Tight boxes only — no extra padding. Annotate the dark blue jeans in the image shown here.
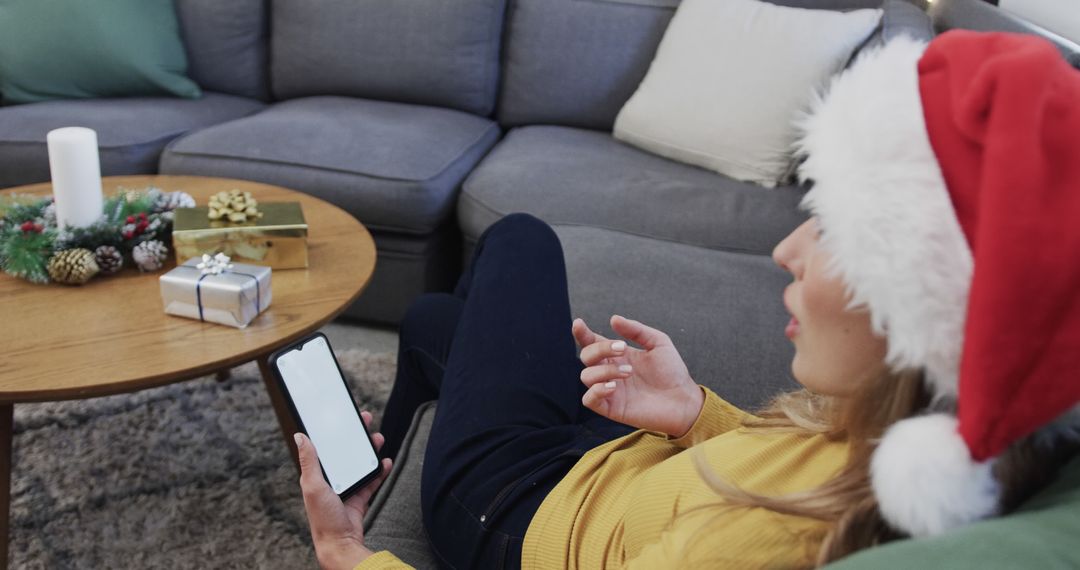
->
[379,214,633,569]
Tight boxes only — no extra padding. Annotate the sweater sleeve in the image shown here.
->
[666,386,754,449]
[352,550,414,570]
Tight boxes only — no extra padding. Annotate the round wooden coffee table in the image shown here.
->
[0,175,377,567]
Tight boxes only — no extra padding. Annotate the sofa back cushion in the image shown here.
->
[271,0,507,116]
[929,0,1080,68]
[859,0,934,53]
[498,0,890,131]
[175,0,270,101]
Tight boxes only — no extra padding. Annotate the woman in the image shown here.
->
[293,31,1080,569]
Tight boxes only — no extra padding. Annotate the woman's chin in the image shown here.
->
[790,352,810,389]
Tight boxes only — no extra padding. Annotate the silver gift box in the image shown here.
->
[159,258,272,328]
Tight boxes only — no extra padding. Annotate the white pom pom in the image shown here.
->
[871,414,999,537]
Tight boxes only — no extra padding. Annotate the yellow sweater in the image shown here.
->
[358,387,849,569]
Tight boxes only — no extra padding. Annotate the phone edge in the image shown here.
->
[267,332,384,501]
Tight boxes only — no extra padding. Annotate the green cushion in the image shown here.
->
[826,455,1080,569]
[0,0,200,104]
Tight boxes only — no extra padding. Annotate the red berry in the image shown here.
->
[139,213,148,220]
[21,221,33,232]
[123,231,134,239]
[33,223,44,233]
[126,215,135,224]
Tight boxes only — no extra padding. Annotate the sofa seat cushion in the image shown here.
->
[161,96,502,235]
[364,401,439,570]
[557,225,798,410]
[0,92,265,188]
[460,126,807,256]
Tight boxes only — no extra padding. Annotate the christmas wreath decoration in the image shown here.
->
[0,187,194,285]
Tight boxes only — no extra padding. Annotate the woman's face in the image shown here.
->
[772,220,888,397]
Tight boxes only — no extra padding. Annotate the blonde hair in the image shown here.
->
[682,369,1078,567]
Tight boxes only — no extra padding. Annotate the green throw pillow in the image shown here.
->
[824,455,1080,569]
[0,0,201,104]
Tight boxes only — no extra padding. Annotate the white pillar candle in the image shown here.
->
[47,127,104,229]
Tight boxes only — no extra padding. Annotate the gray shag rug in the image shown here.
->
[11,348,397,569]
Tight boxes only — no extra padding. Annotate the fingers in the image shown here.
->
[360,410,386,454]
[611,315,670,351]
[345,457,394,510]
[572,318,606,348]
[580,362,633,387]
[579,338,628,367]
[581,380,618,416]
[295,433,330,497]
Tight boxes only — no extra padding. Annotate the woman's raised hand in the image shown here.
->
[573,315,704,438]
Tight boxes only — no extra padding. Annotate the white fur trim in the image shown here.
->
[872,414,999,537]
[796,37,972,398]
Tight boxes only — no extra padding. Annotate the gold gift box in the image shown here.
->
[172,202,308,269]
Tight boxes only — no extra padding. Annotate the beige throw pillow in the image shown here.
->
[613,0,882,187]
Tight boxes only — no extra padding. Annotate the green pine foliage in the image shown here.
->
[0,194,48,220]
[0,195,54,282]
[0,225,55,283]
[56,219,125,251]
[1,198,50,224]
[0,188,177,284]
[109,190,157,220]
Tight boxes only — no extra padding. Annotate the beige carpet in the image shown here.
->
[10,348,398,569]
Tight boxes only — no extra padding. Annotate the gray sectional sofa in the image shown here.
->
[2,0,1074,330]
[0,0,924,328]
[2,0,1078,567]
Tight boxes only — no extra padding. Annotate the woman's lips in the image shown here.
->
[785,316,800,339]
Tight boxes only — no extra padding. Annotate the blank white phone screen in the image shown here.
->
[278,337,378,494]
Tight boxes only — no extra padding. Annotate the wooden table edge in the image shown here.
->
[0,276,373,404]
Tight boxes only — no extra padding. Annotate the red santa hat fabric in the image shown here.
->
[796,30,1080,537]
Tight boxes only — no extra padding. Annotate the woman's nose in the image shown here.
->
[773,220,812,277]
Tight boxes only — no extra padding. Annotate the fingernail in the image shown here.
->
[612,341,626,352]
[293,433,303,448]
[619,364,632,373]
[604,381,617,389]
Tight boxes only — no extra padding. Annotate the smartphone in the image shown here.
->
[269,332,382,498]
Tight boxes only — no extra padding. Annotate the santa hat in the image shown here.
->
[796,30,1080,537]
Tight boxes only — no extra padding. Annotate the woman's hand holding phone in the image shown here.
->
[295,410,393,570]
[574,315,705,438]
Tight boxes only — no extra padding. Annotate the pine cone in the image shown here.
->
[94,245,124,275]
[133,240,169,272]
[153,191,196,213]
[47,248,100,285]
